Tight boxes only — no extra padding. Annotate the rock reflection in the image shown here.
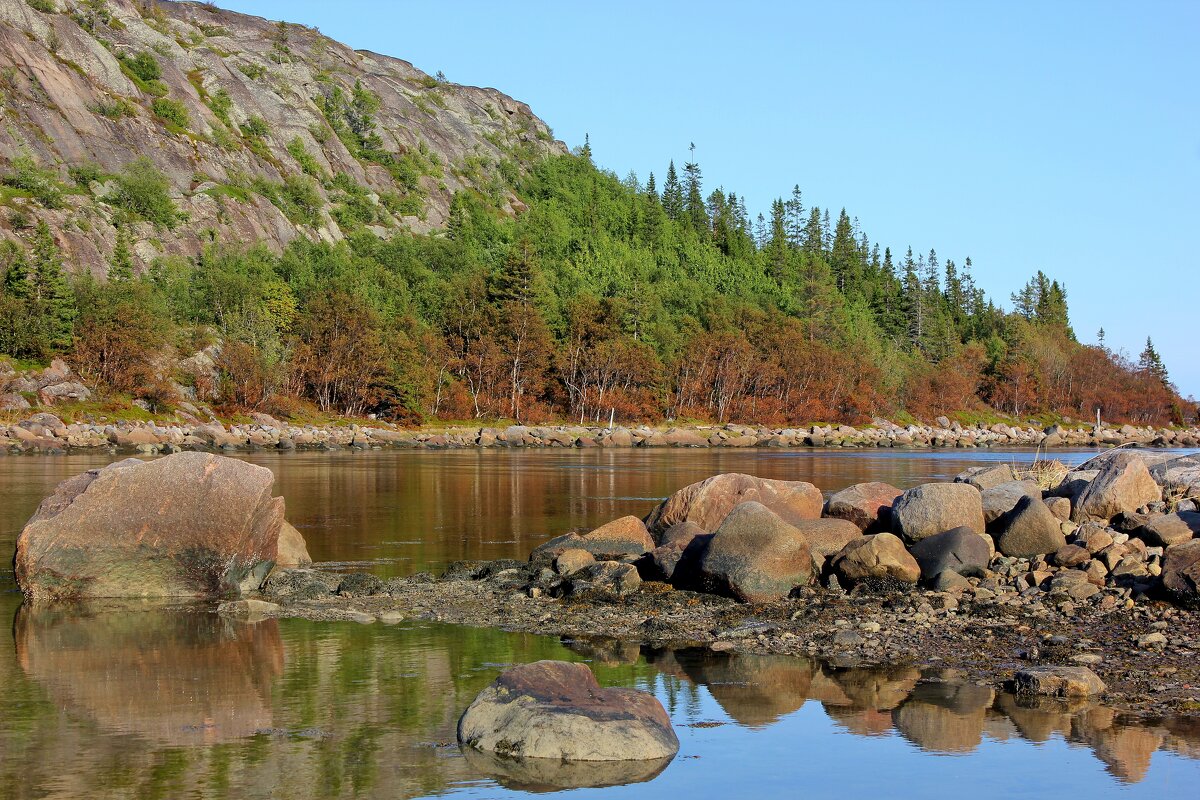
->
[14,602,283,745]
[460,747,673,792]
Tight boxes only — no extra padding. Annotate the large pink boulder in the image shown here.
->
[15,453,297,601]
[824,482,903,533]
[644,473,823,537]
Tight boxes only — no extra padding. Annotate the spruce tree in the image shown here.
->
[109,227,134,282]
[661,161,684,221]
[1139,337,1169,386]
[30,221,76,350]
[682,147,708,236]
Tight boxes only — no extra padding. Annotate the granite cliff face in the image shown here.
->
[0,0,566,274]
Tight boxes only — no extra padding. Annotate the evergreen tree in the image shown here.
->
[1139,337,1169,387]
[2,240,33,299]
[802,207,824,256]
[30,221,76,350]
[661,161,684,221]
[682,145,708,236]
[830,208,860,296]
[109,227,134,282]
[784,185,804,248]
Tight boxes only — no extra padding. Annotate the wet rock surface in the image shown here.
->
[456,660,678,761]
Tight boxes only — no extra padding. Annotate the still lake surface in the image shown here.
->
[2,448,1199,798]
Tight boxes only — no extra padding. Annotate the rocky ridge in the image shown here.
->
[0,0,565,275]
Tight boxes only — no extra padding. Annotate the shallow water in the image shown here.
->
[2,447,1199,798]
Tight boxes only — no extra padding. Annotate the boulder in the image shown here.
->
[797,518,864,572]
[580,516,655,556]
[995,495,1068,557]
[14,453,285,601]
[891,483,986,542]
[660,520,706,548]
[276,521,312,568]
[530,516,653,564]
[956,463,1017,491]
[698,502,812,602]
[457,661,679,761]
[981,480,1041,527]
[554,549,596,575]
[644,473,822,536]
[561,561,642,598]
[1073,453,1161,522]
[1134,512,1200,548]
[909,526,992,580]
[1012,666,1105,697]
[823,482,902,533]
[37,381,92,405]
[1161,539,1200,608]
[830,532,921,585]
[0,392,31,411]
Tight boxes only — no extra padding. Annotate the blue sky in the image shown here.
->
[217,1,1199,397]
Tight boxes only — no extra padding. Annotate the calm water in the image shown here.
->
[2,447,1199,798]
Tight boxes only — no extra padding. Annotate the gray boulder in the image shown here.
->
[1073,452,1161,522]
[995,495,1067,557]
[909,526,992,580]
[981,480,1041,527]
[891,483,986,542]
[698,502,812,602]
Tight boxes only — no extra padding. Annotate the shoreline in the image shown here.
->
[230,564,1200,720]
[5,414,1199,455]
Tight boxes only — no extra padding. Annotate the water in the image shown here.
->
[2,447,1198,798]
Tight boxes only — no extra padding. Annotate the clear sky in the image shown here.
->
[215,0,1199,397]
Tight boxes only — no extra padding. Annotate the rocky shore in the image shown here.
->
[5,359,1199,455]
[4,412,1199,456]
[221,450,1200,719]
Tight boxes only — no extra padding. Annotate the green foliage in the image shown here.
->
[240,115,269,139]
[117,51,168,96]
[68,162,103,187]
[108,157,179,229]
[251,174,323,226]
[150,96,189,130]
[26,0,55,12]
[2,154,65,208]
[286,136,323,177]
[238,62,267,81]
[91,96,137,119]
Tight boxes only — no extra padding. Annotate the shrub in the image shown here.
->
[150,96,189,130]
[68,162,102,186]
[109,157,178,228]
[2,154,64,208]
[240,115,269,138]
[92,96,136,118]
[286,137,322,176]
[26,0,56,12]
[119,51,160,83]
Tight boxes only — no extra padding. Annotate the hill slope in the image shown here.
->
[0,0,565,274]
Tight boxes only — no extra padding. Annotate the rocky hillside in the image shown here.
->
[0,0,566,275]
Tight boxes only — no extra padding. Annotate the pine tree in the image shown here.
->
[802,207,824,256]
[661,161,684,221]
[1097,327,1106,349]
[109,227,134,282]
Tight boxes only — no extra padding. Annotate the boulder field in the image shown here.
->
[526,457,1200,609]
[14,452,309,602]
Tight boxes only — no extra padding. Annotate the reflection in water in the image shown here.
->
[1,599,1199,798]
[14,603,283,745]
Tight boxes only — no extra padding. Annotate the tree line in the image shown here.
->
[0,149,1188,426]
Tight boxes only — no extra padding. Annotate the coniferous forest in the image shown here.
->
[0,146,1188,427]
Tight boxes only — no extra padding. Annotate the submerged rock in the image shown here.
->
[457,661,678,761]
[1013,666,1106,697]
[14,453,295,602]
